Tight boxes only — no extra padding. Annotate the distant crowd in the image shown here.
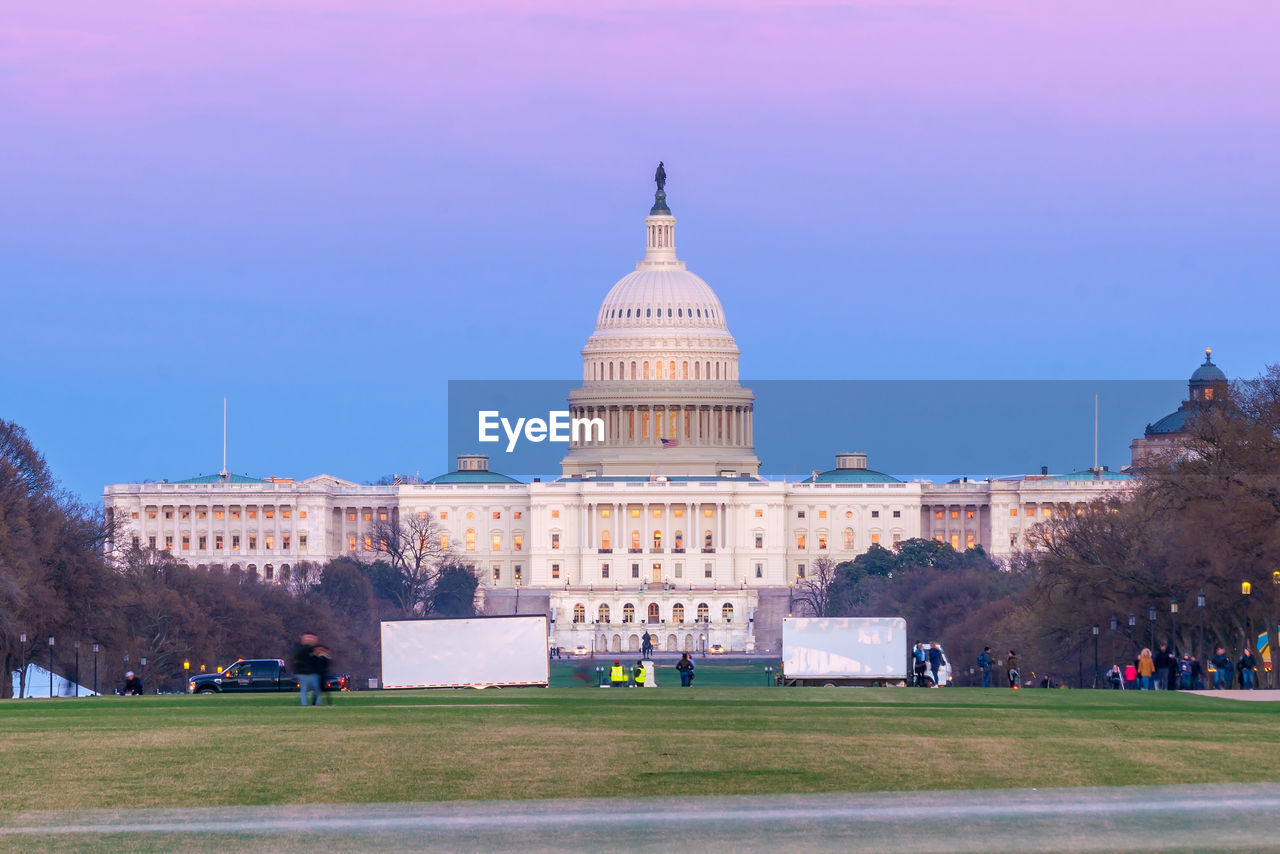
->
[1106,642,1263,691]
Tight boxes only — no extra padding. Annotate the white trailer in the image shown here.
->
[380,615,550,689]
[780,617,908,687]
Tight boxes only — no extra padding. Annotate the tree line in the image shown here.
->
[0,420,478,696]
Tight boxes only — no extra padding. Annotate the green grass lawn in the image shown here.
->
[2,680,1278,811]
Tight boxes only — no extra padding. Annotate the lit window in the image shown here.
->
[935,510,943,520]
[147,510,156,520]
[653,530,662,549]
[493,511,501,520]
[1010,508,1018,517]
[181,535,190,550]
[299,510,307,519]
[492,534,502,550]
[797,534,806,550]
[465,530,476,551]
[233,535,241,550]
[418,512,427,520]
[966,510,975,519]
[130,511,139,520]
[818,534,827,550]
[164,510,173,520]
[967,534,975,549]
[722,604,734,622]
[1025,508,1034,516]
[551,533,560,550]
[600,508,611,518]
[439,533,448,550]
[198,535,207,550]
[265,509,274,519]
[180,510,190,520]
[362,536,371,551]
[249,535,257,550]
[363,511,371,522]
[1043,508,1052,517]
[249,510,257,520]
[818,510,827,519]
[703,508,713,518]
[513,511,522,520]
[492,565,501,581]
[513,534,523,551]
[652,508,663,518]
[674,531,683,549]
[602,563,610,578]
[348,511,356,522]
[673,603,685,623]
[871,533,880,544]
[282,535,290,550]
[631,508,641,517]
[466,511,474,520]
[282,508,291,519]
[843,529,854,549]
[573,604,585,623]
[623,603,636,623]
[379,511,388,521]
[551,510,559,519]
[215,535,223,550]
[232,509,241,520]
[673,508,684,518]
[754,509,763,518]
[265,536,274,550]
[440,511,448,520]
[951,534,960,549]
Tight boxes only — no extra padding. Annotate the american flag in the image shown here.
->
[661,437,679,448]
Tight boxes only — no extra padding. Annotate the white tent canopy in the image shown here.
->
[10,663,98,698]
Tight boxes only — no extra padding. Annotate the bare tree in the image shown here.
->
[366,511,452,615]
[792,556,841,617]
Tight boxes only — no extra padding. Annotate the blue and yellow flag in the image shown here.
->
[1257,630,1271,662]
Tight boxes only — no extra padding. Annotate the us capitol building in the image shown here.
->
[104,167,1139,655]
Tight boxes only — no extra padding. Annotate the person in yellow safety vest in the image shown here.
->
[632,660,646,687]
[610,660,627,687]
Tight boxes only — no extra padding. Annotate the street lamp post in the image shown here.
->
[1148,606,1157,651]
[1128,614,1137,662]
[18,633,26,699]
[1272,572,1280,688]
[140,656,147,693]
[1092,624,1100,689]
[1197,589,1206,667]
[92,643,99,696]
[1242,581,1253,658]
[74,641,80,697]
[1170,600,1179,657]
[48,635,55,698]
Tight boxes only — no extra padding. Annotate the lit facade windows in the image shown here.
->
[465,530,476,551]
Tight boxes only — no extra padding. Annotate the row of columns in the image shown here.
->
[571,500,736,585]
[570,404,753,448]
[128,502,308,558]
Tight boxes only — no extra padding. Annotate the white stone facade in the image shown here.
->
[103,174,1134,652]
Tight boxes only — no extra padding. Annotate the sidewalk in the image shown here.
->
[1188,689,1280,701]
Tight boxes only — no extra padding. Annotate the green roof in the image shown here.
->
[171,473,269,484]
[427,470,521,485]
[1047,469,1133,482]
[811,468,900,484]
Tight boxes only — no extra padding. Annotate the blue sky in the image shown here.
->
[2,1,1277,502]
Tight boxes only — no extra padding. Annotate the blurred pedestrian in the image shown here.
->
[978,647,994,688]
[123,671,144,696]
[293,632,321,707]
[312,644,332,704]
[1137,648,1155,690]
[1007,651,1019,689]
[927,643,945,687]
[1211,647,1233,689]
[1153,643,1172,691]
[676,653,694,687]
[1123,662,1137,690]
[1239,648,1257,690]
[1106,665,1124,690]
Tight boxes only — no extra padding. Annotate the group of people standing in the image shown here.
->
[1111,642,1261,690]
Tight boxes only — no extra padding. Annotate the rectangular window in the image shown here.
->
[348,511,357,522]
[652,507,662,518]
[551,533,560,550]
[551,509,560,518]
[631,508,641,517]
[348,535,356,552]
[753,508,762,518]
[299,534,307,551]
[550,563,558,579]
[818,534,827,550]
[440,533,449,550]
[248,510,257,519]
[215,535,223,550]
[231,509,240,520]
[164,535,173,550]
[362,511,372,521]
[893,510,901,518]
[148,510,157,519]
[513,511,522,520]
[232,535,241,550]
[299,510,307,519]
[148,536,156,549]
[871,533,880,544]
[364,536,372,551]
[818,510,827,519]
[513,534,523,551]
[492,534,502,551]
[755,563,763,578]
[704,563,713,578]
[248,535,257,550]
[951,534,960,549]
[1025,507,1034,516]
[379,511,388,521]
[602,563,610,578]
[674,562,683,578]
[282,534,290,550]
[181,535,190,550]
[797,510,806,519]
[631,563,640,578]
[796,534,806,549]
[265,536,274,550]
[797,563,806,579]
[282,508,291,519]
[1010,508,1018,517]
[180,509,190,520]
[439,511,448,520]
[1043,508,1052,517]
[966,510,975,519]
[265,509,274,519]
[935,510,943,519]
[216,510,225,520]
[951,510,959,519]
[754,534,763,549]
[966,534,975,549]
[871,510,879,518]
[198,535,207,550]
[703,508,713,517]
[493,565,501,581]
[492,511,501,520]
[131,535,140,549]
[131,511,139,520]
[892,532,901,544]
[164,510,173,520]
[674,508,684,518]
[198,509,207,520]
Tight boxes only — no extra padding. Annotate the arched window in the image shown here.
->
[722,603,734,622]
[465,529,476,551]
[696,602,710,622]
[695,362,700,379]
[643,362,650,379]
[264,564,274,580]
[656,360,663,379]
[598,604,611,623]
[653,530,662,549]
[668,360,675,379]
[647,603,660,623]
[672,603,685,623]
[630,361,637,379]
[843,528,855,550]
[704,530,713,550]
[601,530,611,550]
[682,361,688,379]
[715,362,720,379]
[609,362,614,380]
[623,603,636,623]
[573,603,586,623]
[674,530,683,550]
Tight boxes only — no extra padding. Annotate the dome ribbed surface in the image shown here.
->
[595,270,727,331]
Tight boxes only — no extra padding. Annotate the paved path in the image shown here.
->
[1188,689,1280,701]
[4,784,1280,852]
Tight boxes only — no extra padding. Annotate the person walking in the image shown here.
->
[676,653,694,687]
[1239,648,1257,690]
[1189,656,1204,690]
[1006,651,1019,690]
[927,643,945,687]
[1153,643,1172,691]
[293,632,321,707]
[978,647,995,688]
[1211,647,1233,690]
[1136,648,1155,690]
[912,642,928,688]
[609,659,627,688]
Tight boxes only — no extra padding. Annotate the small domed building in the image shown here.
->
[1129,349,1229,469]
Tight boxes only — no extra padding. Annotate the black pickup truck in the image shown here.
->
[187,659,348,694]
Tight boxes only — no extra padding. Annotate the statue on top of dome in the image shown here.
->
[650,161,671,215]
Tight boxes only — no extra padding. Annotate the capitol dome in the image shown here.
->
[594,269,727,331]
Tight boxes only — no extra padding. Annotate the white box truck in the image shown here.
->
[380,615,550,689]
[780,616,908,687]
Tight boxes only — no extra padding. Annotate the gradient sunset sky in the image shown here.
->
[3,1,1277,499]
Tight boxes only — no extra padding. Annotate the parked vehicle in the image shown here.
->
[708,644,727,655]
[188,659,348,694]
[780,617,908,687]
